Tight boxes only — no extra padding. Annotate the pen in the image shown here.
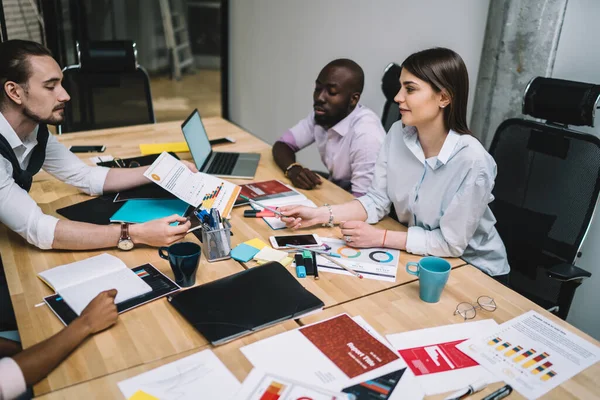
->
[481,384,512,400]
[320,253,363,279]
[312,251,319,280]
[444,380,487,400]
[239,195,283,216]
[284,244,341,257]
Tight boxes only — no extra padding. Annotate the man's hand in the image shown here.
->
[339,220,386,248]
[288,166,322,190]
[181,160,198,173]
[79,290,118,334]
[131,215,190,247]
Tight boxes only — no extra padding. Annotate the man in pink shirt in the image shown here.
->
[0,290,117,400]
[272,59,385,196]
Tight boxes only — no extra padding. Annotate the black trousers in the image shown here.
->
[492,273,510,287]
[0,256,18,331]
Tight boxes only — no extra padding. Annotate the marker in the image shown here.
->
[481,385,512,400]
[239,195,283,216]
[312,251,319,280]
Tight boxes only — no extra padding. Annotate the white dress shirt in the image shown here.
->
[0,112,109,249]
[357,122,510,276]
[278,104,385,196]
[0,357,26,400]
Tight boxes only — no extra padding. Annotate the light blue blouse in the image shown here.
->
[357,122,510,276]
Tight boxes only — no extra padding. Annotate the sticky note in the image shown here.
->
[231,243,261,262]
[279,256,294,267]
[253,247,288,262]
[244,238,268,250]
[128,390,159,400]
[139,142,189,155]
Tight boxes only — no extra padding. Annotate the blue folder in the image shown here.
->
[110,199,190,224]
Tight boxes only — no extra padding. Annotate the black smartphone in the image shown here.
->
[69,145,106,153]
[209,137,236,146]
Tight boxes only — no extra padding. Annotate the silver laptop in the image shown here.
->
[181,109,260,179]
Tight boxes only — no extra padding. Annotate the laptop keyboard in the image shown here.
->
[206,152,240,175]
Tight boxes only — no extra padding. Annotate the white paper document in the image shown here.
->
[118,349,241,400]
[316,238,400,282]
[241,313,407,392]
[234,369,351,400]
[144,151,240,217]
[457,311,600,399]
[386,319,500,396]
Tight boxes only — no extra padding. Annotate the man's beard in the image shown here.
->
[23,106,65,125]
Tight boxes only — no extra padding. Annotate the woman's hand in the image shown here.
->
[339,221,386,248]
[131,215,190,246]
[279,205,329,229]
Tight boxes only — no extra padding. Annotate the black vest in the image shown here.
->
[0,124,49,192]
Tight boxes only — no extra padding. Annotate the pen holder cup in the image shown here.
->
[200,220,232,262]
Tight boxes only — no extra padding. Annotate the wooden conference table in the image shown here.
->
[0,118,597,399]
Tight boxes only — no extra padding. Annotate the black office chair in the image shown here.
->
[489,77,600,320]
[381,62,402,132]
[58,41,155,133]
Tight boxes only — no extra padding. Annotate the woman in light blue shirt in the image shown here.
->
[280,47,510,278]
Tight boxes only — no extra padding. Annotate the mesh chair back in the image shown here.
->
[381,63,401,132]
[59,41,155,133]
[489,119,600,305]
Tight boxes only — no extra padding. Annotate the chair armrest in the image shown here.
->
[547,263,592,281]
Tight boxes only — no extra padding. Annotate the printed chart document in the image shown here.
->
[350,316,423,400]
[316,238,400,282]
[457,311,600,399]
[241,314,406,391]
[144,151,240,218]
[234,369,351,400]
[118,349,241,400]
[386,319,499,396]
[38,253,151,315]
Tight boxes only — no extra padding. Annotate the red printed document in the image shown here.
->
[235,180,305,206]
[241,314,405,391]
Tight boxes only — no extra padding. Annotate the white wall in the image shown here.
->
[552,0,600,340]
[229,0,490,170]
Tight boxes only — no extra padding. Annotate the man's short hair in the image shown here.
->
[0,40,54,108]
[324,58,365,94]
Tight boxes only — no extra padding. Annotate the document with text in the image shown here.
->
[457,311,600,399]
[144,152,240,217]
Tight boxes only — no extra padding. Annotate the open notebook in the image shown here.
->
[38,254,152,316]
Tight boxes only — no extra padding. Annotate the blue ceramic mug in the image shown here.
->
[406,256,451,303]
[159,242,201,287]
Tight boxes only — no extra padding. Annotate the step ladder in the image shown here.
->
[158,0,194,80]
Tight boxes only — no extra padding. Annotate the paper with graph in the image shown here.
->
[457,311,600,399]
[118,349,241,400]
[144,151,240,217]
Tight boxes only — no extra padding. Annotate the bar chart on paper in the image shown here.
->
[457,311,600,399]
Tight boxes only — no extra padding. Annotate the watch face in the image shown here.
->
[118,239,134,251]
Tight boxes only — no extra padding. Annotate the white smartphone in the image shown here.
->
[269,234,322,249]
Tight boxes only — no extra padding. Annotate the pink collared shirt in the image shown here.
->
[277,104,385,196]
[0,358,26,400]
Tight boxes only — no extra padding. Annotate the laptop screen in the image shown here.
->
[182,110,212,168]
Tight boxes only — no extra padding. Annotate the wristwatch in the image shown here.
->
[284,162,303,177]
[117,223,134,251]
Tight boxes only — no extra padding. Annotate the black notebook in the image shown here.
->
[96,152,179,168]
[168,262,324,345]
[44,264,180,326]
